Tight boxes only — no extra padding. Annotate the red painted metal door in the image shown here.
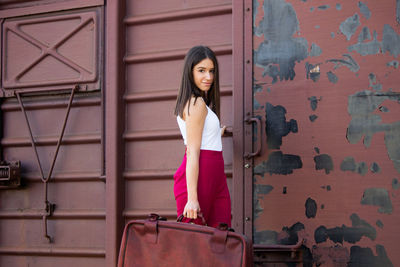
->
[250,0,400,266]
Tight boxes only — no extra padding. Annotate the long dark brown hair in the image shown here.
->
[174,46,220,119]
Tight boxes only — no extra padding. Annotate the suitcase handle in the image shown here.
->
[177,212,207,225]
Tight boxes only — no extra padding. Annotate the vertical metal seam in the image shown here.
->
[105,0,126,266]
[232,0,245,235]
[243,0,254,240]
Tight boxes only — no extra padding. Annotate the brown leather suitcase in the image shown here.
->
[118,214,253,267]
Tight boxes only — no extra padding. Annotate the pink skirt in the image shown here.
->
[173,149,231,228]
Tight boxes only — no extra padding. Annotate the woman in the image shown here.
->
[173,46,231,228]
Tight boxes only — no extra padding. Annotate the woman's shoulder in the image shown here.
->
[189,96,206,106]
[185,96,207,118]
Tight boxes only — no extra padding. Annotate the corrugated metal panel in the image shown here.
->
[123,0,234,222]
[0,94,105,266]
[252,0,400,266]
[0,2,105,267]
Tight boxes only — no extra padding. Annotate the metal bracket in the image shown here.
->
[0,161,21,188]
[16,85,77,242]
[43,200,56,242]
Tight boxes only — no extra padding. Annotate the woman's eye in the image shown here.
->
[210,70,215,73]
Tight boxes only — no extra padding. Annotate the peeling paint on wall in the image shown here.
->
[315,214,376,244]
[313,246,350,267]
[348,245,393,267]
[305,197,317,218]
[254,151,303,175]
[306,62,321,82]
[321,185,331,191]
[359,27,372,42]
[340,157,368,176]
[347,90,400,173]
[254,221,305,245]
[370,162,381,173]
[254,229,278,245]
[327,71,338,83]
[379,106,389,113]
[314,154,334,174]
[280,222,305,245]
[348,29,381,56]
[346,24,400,58]
[253,82,263,93]
[340,13,360,41]
[253,0,259,26]
[385,127,400,174]
[382,24,400,57]
[361,188,393,214]
[358,1,371,19]
[309,114,318,122]
[252,0,399,265]
[386,60,399,69]
[393,178,399,190]
[308,96,320,111]
[368,73,382,91]
[397,0,400,24]
[255,184,274,195]
[254,184,274,220]
[265,102,298,149]
[327,54,359,72]
[309,43,322,57]
[254,198,264,220]
[318,5,330,10]
[254,0,308,82]
[254,98,262,110]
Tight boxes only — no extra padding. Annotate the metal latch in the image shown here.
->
[0,161,21,188]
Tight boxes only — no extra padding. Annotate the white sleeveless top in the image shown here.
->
[177,105,222,151]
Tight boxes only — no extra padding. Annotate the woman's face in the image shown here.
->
[192,58,215,92]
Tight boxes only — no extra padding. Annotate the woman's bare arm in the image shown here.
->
[183,97,207,219]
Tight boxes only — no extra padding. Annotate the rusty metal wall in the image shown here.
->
[252,0,399,266]
[0,1,105,266]
[123,0,235,222]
